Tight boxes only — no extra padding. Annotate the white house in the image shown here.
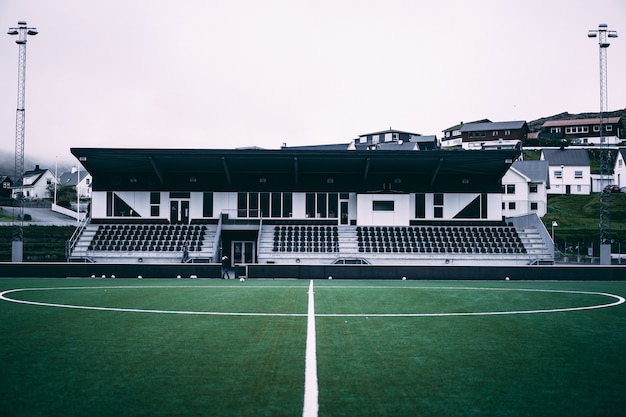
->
[540,149,591,195]
[501,160,549,217]
[12,165,57,199]
[614,149,626,191]
[59,166,92,198]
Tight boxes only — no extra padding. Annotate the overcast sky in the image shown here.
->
[1,0,625,168]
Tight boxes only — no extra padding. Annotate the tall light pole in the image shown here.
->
[588,23,617,265]
[7,21,38,262]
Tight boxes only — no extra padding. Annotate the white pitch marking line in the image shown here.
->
[302,280,319,417]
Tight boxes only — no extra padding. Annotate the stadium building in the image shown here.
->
[68,146,554,267]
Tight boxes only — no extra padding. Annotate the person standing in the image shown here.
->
[221,255,229,279]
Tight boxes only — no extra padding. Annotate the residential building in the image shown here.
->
[440,119,490,149]
[0,176,13,199]
[614,148,626,191]
[353,129,438,150]
[540,149,591,195]
[12,165,57,199]
[501,160,549,217]
[539,117,625,145]
[59,166,92,198]
[458,121,528,150]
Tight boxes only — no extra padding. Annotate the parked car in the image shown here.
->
[603,185,621,193]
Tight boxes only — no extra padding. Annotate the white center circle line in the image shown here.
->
[0,285,623,317]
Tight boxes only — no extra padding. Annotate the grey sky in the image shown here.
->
[1,0,625,168]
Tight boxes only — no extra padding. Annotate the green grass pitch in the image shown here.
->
[1,278,625,417]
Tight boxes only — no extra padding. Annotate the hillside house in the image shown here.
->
[501,160,549,217]
[614,149,626,191]
[540,149,591,195]
[0,176,13,199]
[440,119,491,148]
[59,166,92,198]
[12,165,57,199]
[353,129,438,150]
[458,121,528,150]
[540,117,625,145]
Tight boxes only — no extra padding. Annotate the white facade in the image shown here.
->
[501,167,548,217]
[13,169,57,199]
[614,150,626,191]
[91,190,505,225]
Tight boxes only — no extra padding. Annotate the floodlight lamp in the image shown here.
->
[17,21,27,26]
[7,29,18,35]
[608,33,618,38]
[552,221,559,227]
[588,32,597,38]
[15,40,26,45]
[27,29,38,36]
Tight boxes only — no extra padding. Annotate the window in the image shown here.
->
[574,171,583,179]
[550,127,561,133]
[305,193,337,218]
[492,131,498,136]
[238,192,292,218]
[150,192,161,217]
[433,193,444,218]
[529,183,538,193]
[373,201,394,211]
[415,193,425,218]
[531,202,538,211]
[508,202,516,210]
[593,125,600,132]
[577,185,582,192]
[554,170,562,179]
[506,184,515,194]
[202,192,213,217]
[606,125,613,132]
[504,130,511,136]
[565,126,589,134]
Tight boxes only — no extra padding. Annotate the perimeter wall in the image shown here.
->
[0,263,624,280]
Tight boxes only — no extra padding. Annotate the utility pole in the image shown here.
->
[588,23,618,265]
[7,21,38,262]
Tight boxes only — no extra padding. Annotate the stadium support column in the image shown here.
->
[7,21,38,262]
[588,23,618,265]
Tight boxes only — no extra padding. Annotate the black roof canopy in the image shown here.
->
[71,147,519,193]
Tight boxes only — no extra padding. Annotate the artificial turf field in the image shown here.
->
[1,278,625,417]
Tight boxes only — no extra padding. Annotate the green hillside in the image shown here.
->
[542,193,626,257]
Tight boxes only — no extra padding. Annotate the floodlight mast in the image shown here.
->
[7,21,37,262]
[588,23,618,265]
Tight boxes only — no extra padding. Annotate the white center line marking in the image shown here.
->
[303,280,318,417]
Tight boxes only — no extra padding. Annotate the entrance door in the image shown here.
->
[170,200,190,224]
[232,241,255,265]
[340,201,349,225]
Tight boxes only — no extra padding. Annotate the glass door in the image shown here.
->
[232,241,255,264]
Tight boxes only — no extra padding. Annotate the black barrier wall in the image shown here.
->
[0,263,625,280]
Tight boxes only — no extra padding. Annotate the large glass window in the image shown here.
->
[238,192,292,218]
[202,192,213,217]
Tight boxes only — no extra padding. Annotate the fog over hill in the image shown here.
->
[0,150,77,179]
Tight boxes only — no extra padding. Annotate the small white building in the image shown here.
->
[614,149,626,191]
[540,149,591,195]
[501,160,549,217]
[12,165,57,199]
[59,166,92,198]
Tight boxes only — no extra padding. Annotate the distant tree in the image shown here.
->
[47,184,76,208]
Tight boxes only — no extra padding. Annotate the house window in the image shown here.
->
[506,184,515,194]
[574,171,583,179]
[529,183,538,193]
[530,202,538,211]
[606,125,613,132]
[593,125,600,132]
[550,127,561,133]
[504,130,511,136]
[492,131,498,136]
[577,185,582,192]
[554,170,562,179]
[373,201,394,211]
[508,202,516,210]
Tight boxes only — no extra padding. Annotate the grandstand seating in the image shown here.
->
[272,226,339,253]
[354,225,526,255]
[88,224,206,253]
